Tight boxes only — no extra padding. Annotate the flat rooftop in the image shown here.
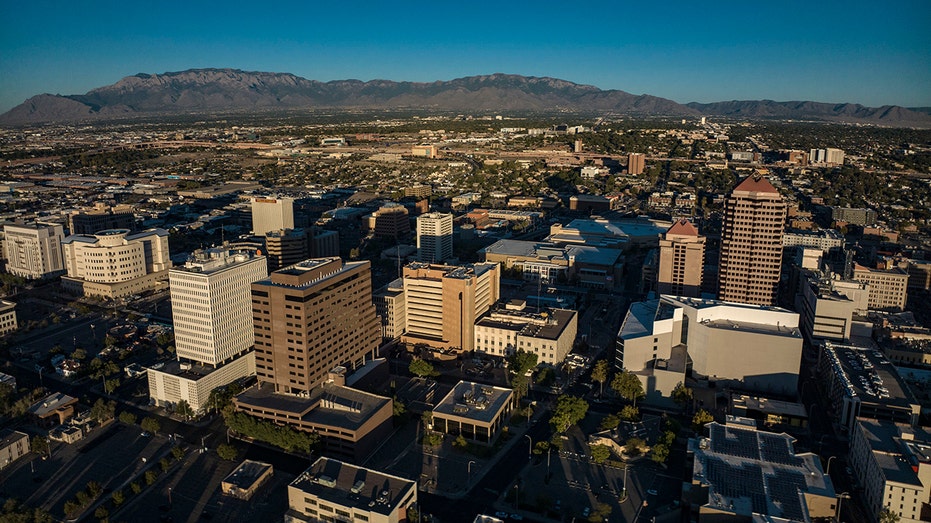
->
[222,460,273,490]
[476,308,576,341]
[856,419,931,487]
[149,354,251,382]
[235,382,391,432]
[823,341,916,409]
[27,392,78,418]
[290,457,415,516]
[433,381,513,424]
[691,422,834,521]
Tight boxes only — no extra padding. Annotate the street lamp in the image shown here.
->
[468,460,475,486]
[836,492,850,523]
[524,434,532,459]
[826,455,837,475]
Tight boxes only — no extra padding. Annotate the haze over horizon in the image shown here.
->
[1,0,928,114]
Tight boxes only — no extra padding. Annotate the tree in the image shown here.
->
[671,382,693,409]
[507,349,538,377]
[145,470,158,485]
[591,360,609,396]
[624,437,645,457]
[599,414,620,431]
[423,432,443,447]
[224,410,319,454]
[171,446,185,461]
[392,397,407,417]
[590,444,612,464]
[590,502,612,523]
[652,443,670,464]
[86,480,103,499]
[119,411,137,425]
[30,436,49,456]
[89,398,116,422]
[533,441,550,455]
[619,405,640,422]
[72,348,86,361]
[408,359,438,378]
[140,417,161,434]
[880,508,901,523]
[175,400,194,420]
[130,482,142,495]
[111,490,125,506]
[611,371,645,406]
[217,443,237,461]
[94,506,108,520]
[551,395,589,433]
[453,434,469,450]
[104,378,120,394]
[692,409,714,431]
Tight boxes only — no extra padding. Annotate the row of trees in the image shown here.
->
[224,410,318,454]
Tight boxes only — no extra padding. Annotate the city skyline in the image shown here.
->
[1,1,929,114]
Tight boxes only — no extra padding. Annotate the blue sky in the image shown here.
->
[1,1,929,113]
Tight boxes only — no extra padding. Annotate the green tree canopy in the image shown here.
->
[591,360,609,396]
[599,414,620,431]
[590,444,612,464]
[551,395,589,433]
[611,371,645,406]
[217,443,237,461]
[507,349,538,376]
[619,405,640,422]
[692,409,714,431]
[89,398,116,422]
[671,382,693,408]
[409,358,438,378]
[175,400,194,420]
[140,417,161,434]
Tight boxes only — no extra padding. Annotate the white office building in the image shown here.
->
[416,212,453,263]
[2,222,65,279]
[61,228,170,298]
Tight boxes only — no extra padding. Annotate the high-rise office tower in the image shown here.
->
[170,248,268,366]
[251,258,381,395]
[401,262,499,352]
[657,219,705,297]
[718,176,787,306]
[264,228,309,271]
[2,222,65,279]
[61,228,170,298]
[251,196,294,237]
[416,212,453,263]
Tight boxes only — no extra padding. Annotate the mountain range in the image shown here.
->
[2,68,929,127]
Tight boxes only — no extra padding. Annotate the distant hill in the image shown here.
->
[1,68,929,127]
[686,100,931,127]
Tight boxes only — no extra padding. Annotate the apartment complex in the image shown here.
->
[809,147,845,166]
[656,218,705,298]
[617,296,803,399]
[251,258,381,395]
[285,457,417,523]
[60,228,170,298]
[416,212,453,263]
[473,303,577,365]
[2,222,65,279]
[401,262,499,353]
[685,419,836,522]
[252,196,294,237]
[831,206,877,226]
[853,264,909,311]
[718,176,787,306]
[782,228,844,251]
[0,430,29,471]
[849,419,931,523]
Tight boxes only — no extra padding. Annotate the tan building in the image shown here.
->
[0,300,17,334]
[795,270,869,342]
[686,419,836,522]
[473,303,577,366]
[373,279,406,340]
[411,144,437,158]
[252,196,294,237]
[368,203,411,239]
[401,262,499,353]
[61,228,170,298]
[849,419,931,523]
[68,205,135,235]
[308,226,340,259]
[627,153,645,175]
[264,228,308,271]
[148,355,256,414]
[854,264,909,311]
[0,430,29,471]
[285,457,417,523]
[221,460,274,500]
[431,381,515,445]
[2,222,65,279]
[656,219,705,297]
[718,175,787,306]
[251,258,381,395]
[416,212,453,264]
[27,392,78,427]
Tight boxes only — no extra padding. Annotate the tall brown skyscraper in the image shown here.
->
[657,219,705,297]
[251,257,381,395]
[718,176,787,306]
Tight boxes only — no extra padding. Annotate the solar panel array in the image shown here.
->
[759,432,805,467]
[709,424,761,460]
[767,470,808,521]
[704,458,767,514]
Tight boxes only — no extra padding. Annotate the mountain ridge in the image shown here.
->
[1,68,928,127]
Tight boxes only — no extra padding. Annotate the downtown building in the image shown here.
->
[416,212,453,263]
[473,301,577,365]
[656,218,705,298]
[252,196,295,236]
[234,258,392,462]
[2,222,65,279]
[60,228,170,298]
[147,248,267,413]
[718,175,787,306]
[400,262,499,353]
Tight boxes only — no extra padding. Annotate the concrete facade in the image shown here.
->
[854,265,909,311]
[61,228,170,298]
[2,222,65,279]
[657,219,705,298]
[252,196,294,237]
[473,304,577,365]
[147,352,256,412]
[416,213,453,264]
